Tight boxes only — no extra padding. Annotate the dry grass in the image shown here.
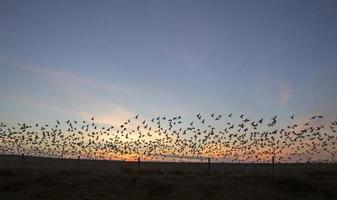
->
[1,155,337,200]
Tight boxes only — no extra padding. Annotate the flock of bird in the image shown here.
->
[0,113,336,163]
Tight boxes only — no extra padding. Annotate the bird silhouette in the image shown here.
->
[0,112,335,164]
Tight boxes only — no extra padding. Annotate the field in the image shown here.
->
[0,155,336,200]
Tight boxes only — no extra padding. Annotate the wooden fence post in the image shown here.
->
[137,157,141,172]
[77,155,80,170]
[272,156,275,172]
[20,153,24,168]
[208,157,211,174]
[60,141,66,159]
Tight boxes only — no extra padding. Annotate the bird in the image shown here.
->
[0,112,333,164]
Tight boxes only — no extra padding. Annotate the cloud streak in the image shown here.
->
[4,94,134,126]
[5,64,136,126]
[15,64,135,94]
[280,82,291,105]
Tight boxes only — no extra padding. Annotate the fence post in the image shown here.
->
[137,157,141,172]
[77,155,80,170]
[208,157,211,174]
[20,153,24,168]
[272,156,275,172]
[61,141,66,159]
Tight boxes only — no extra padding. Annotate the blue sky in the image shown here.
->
[1,0,337,125]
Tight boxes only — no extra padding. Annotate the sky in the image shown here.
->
[1,0,337,125]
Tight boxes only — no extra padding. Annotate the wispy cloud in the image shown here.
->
[280,82,291,105]
[4,94,134,126]
[5,64,136,126]
[15,64,135,94]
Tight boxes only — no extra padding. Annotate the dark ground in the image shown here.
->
[1,155,337,200]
